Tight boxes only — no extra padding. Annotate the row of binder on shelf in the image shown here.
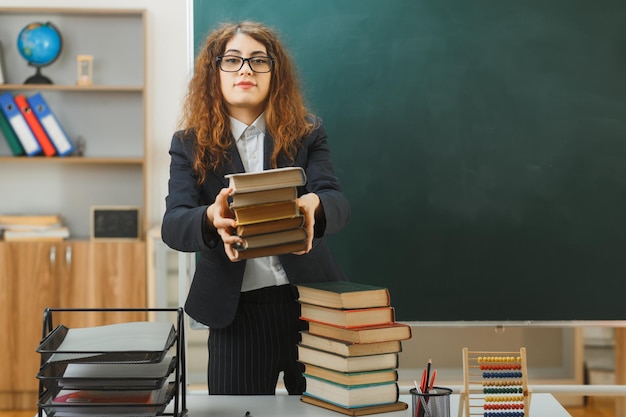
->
[0,91,74,157]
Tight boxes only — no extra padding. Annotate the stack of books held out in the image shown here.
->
[295,281,413,416]
[0,214,70,241]
[226,166,308,260]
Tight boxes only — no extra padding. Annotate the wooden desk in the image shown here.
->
[180,392,572,416]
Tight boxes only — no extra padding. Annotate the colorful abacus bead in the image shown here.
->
[484,402,525,409]
[483,387,524,394]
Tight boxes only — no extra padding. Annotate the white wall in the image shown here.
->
[0,0,190,229]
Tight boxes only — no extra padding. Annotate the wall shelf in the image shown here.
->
[0,84,144,92]
[0,156,144,164]
[0,7,147,238]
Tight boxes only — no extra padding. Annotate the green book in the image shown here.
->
[296,281,390,309]
[0,107,25,156]
[303,374,399,409]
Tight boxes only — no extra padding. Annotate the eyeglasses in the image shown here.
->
[216,55,274,73]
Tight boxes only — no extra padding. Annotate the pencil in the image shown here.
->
[419,367,428,392]
[428,369,437,392]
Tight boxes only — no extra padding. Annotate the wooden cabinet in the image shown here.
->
[0,241,59,409]
[0,240,146,410]
[56,241,147,327]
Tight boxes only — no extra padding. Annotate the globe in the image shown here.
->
[17,21,62,84]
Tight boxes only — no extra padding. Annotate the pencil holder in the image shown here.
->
[410,386,452,417]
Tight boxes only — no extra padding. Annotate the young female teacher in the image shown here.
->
[161,21,351,395]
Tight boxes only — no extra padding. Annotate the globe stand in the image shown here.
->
[24,66,53,84]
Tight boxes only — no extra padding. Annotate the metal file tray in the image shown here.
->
[38,356,177,391]
[38,381,176,416]
[36,322,177,365]
[36,308,187,417]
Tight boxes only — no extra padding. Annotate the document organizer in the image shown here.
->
[461,347,530,417]
[36,307,188,417]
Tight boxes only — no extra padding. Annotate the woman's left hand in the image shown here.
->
[294,192,320,254]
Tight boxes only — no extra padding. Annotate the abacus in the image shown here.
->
[461,348,530,417]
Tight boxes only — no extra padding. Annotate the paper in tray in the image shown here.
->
[38,381,176,415]
[38,355,177,391]
[37,322,177,364]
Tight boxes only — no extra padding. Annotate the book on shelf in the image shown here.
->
[0,214,62,226]
[14,94,57,156]
[302,374,399,409]
[302,364,398,387]
[300,331,402,357]
[2,225,70,241]
[233,227,307,250]
[295,281,391,309]
[0,104,25,156]
[28,92,75,156]
[0,92,42,156]
[300,303,395,328]
[236,215,304,237]
[301,394,408,416]
[297,344,398,373]
[230,186,298,208]
[232,199,300,225]
[307,321,412,344]
[233,239,308,261]
[225,166,306,193]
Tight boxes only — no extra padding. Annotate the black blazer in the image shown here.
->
[161,120,351,328]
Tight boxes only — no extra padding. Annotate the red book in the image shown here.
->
[300,303,395,328]
[14,94,56,156]
[306,321,412,344]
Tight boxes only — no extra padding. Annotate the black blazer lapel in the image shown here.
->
[264,133,298,169]
[215,138,246,188]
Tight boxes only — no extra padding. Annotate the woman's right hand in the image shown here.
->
[206,187,243,261]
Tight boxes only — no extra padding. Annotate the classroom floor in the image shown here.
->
[0,398,616,417]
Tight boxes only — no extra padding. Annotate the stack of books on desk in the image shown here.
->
[226,167,308,260]
[0,214,70,241]
[296,281,412,416]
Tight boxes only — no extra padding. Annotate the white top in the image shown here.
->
[230,115,289,291]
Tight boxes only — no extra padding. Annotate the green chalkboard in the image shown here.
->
[194,0,626,321]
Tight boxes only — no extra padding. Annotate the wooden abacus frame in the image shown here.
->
[461,347,530,417]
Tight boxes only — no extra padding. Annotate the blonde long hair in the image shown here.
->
[179,21,315,183]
